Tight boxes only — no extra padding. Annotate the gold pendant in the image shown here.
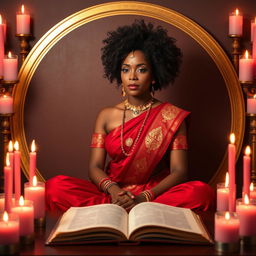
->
[125,138,133,147]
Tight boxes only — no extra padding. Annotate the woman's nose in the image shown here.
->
[129,70,138,80]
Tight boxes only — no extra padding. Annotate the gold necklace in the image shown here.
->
[121,102,153,157]
[124,98,154,116]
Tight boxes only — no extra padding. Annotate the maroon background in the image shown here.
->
[1,0,255,192]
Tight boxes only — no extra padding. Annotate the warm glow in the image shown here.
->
[19,196,25,206]
[8,140,13,152]
[14,141,19,151]
[32,175,37,187]
[255,17,256,23]
[225,212,230,220]
[21,5,25,14]
[245,50,249,59]
[250,182,254,192]
[235,9,239,16]
[0,14,2,25]
[3,211,8,222]
[7,51,12,58]
[230,133,235,144]
[6,153,10,167]
[225,172,229,188]
[244,194,250,204]
[254,94,256,100]
[31,140,36,152]
[245,146,251,156]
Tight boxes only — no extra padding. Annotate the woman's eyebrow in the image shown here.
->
[121,63,147,66]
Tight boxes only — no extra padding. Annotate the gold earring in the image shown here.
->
[122,85,126,97]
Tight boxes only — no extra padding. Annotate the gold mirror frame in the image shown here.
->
[11,1,244,187]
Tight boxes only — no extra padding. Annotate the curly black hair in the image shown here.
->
[101,19,182,91]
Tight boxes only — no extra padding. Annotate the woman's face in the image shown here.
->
[121,50,153,97]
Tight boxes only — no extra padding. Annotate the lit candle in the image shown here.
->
[251,17,256,42]
[215,211,240,243]
[0,212,19,246]
[14,141,21,202]
[250,183,256,200]
[247,94,256,114]
[11,196,34,237]
[4,153,12,213]
[243,146,251,198]
[0,14,4,78]
[236,195,256,237]
[29,140,36,185]
[217,172,229,212]
[229,9,243,36]
[0,94,13,114]
[16,5,30,34]
[239,50,254,82]
[25,176,45,219]
[3,51,18,81]
[228,133,236,212]
[7,141,14,207]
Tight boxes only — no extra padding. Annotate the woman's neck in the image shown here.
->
[126,95,153,106]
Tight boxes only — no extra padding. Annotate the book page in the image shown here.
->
[55,204,128,237]
[128,202,202,236]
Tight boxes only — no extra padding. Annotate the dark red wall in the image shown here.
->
[1,0,255,193]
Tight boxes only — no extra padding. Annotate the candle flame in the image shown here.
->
[250,182,254,191]
[6,153,10,167]
[245,146,251,156]
[230,133,235,144]
[225,212,230,220]
[0,14,2,25]
[8,51,12,58]
[32,175,37,187]
[254,94,256,99]
[225,172,229,188]
[14,141,19,151]
[245,50,249,59]
[3,211,8,222]
[235,9,239,16]
[21,5,25,14]
[19,196,25,206]
[31,140,36,152]
[244,194,250,204]
[8,140,13,152]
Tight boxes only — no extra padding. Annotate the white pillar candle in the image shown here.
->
[247,95,256,114]
[239,50,254,82]
[3,52,18,81]
[229,9,243,36]
[0,94,13,114]
[16,5,30,34]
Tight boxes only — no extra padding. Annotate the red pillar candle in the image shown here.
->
[0,14,4,78]
[3,51,18,81]
[25,176,45,219]
[4,153,12,213]
[239,50,254,82]
[229,9,243,36]
[247,94,256,114]
[0,94,13,114]
[14,141,21,202]
[251,17,256,42]
[243,146,251,198]
[228,133,236,212]
[250,183,256,200]
[16,5,30,34]
[29,140,36,185]
[217,172,229,212]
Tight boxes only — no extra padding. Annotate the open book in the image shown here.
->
[46,202,213,245]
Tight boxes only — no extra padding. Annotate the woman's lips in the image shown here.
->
[128,84,139,90]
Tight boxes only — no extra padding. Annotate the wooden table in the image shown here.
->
[19,211,256,256]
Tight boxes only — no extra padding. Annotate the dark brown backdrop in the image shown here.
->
[1,0,256,191]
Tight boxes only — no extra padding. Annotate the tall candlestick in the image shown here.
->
[243,146,251,198]
[3,52,18,81]
[217,172,229,212]
[4,153,12,213]
[16,5,30,34]
[0,14,4,78]
[229,9,243,36]
[14,141,21,202]
[239,50,254,82]
[29,140,36,185]
[228,133,236,212]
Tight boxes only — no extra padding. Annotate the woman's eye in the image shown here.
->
[138,68,147,73]
[121,68,129,73]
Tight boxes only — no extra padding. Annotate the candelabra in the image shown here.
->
[15,34,32,64]
[229,35,242,73]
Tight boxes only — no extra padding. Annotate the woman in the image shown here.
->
[46,20,214,212]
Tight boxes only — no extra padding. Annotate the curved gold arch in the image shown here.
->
[11,1,245,187]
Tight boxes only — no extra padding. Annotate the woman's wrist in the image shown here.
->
[98,177,119,194]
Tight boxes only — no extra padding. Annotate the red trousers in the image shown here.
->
[46,175,215,212]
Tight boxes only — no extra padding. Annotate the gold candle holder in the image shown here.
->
[229,34,241,73]
[15,33,32,64]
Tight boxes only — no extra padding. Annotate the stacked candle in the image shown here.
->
[3,52,18,81]
[16,5,30,35]
[229,9,243,36]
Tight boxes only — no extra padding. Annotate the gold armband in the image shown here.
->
[170,134,188,150]
[90,133,106,148]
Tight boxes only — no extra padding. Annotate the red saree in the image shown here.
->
[46,103,215,212]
